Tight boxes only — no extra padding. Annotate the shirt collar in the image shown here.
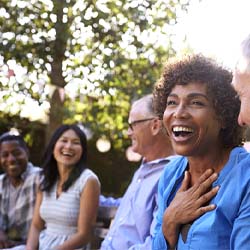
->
[20,162,33,180]
[137,156,175,179]
[141,155,178,168]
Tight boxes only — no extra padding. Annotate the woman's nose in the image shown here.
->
[173,104,189,119]
[64,141,73,148]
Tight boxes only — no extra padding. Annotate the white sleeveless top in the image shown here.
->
[39,168,99,250]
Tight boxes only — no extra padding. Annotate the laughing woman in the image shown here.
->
[152,55,250,249]
[26,124,100,250]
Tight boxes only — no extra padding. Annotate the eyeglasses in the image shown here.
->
[128,117,156,131]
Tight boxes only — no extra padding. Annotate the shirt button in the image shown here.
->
[108,236,112,240]
[137,179,141,183]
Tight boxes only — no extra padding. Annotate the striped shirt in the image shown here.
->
[0,163,41,242]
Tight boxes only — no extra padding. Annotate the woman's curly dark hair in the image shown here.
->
[153,54,243,148]
[40,124,88,192]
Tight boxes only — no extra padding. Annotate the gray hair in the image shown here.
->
[132,94,166,133]
[132,94,155,117]
[236,34,250,73]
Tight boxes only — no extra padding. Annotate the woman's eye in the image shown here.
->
[166,100,176,106]
[191,100,204,106]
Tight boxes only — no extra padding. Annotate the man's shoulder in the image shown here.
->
[0,173,6,183]
[0,172,5,178]
[27,163,41,173]
[24,163,42,183]
[30,166,42,174]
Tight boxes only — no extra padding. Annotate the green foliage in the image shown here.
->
[0,0,190,149]
[0,0,191,194]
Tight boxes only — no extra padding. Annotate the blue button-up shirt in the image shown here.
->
[101,156,177,250]
[153,147,250,250]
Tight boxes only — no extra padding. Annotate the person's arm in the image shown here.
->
[99,194,121,207]
[0,230,11,248]
[0,232,25,249]
[142,168,169,250]
[55,177,100,250]
[0,172,34,249]
[26,190,45,250]
[231,182,250,249]
[0,179,10,248]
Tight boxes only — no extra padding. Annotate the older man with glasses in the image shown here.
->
[101,94,176,250]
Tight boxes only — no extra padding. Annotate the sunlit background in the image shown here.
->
[1,0,250,154]
[2,0,250,122]
[175,0,250,69]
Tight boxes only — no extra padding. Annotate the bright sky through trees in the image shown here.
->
[174,0,250,69]
[2,0,249,125]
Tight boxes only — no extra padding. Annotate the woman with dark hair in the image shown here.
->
[25,124,100,250]
[152,55,250,249]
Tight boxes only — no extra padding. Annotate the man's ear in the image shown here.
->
[151,119,162,136]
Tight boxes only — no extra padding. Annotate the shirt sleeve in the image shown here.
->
[78,169,100,194]
[0,177,3,228]
[99,194,121,207]
[230,181,250,249]
[152,171,169,250]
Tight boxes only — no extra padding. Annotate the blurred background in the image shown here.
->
[0,0,249,196]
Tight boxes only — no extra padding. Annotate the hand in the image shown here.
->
[0,240,14,248]
[0,231,25,249]
[0,231,9,249]
[167,168,219,224]
[162,169,219,248]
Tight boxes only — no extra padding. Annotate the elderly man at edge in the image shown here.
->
[0,134,41,248]
[100,94,176,250]
[232,33,250,126]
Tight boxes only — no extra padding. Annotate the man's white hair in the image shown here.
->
[236,34,250,74]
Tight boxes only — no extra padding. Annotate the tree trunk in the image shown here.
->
[45,0,69,144]
[46,87,65,143]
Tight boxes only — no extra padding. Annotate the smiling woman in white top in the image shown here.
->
[25,124,100,250]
